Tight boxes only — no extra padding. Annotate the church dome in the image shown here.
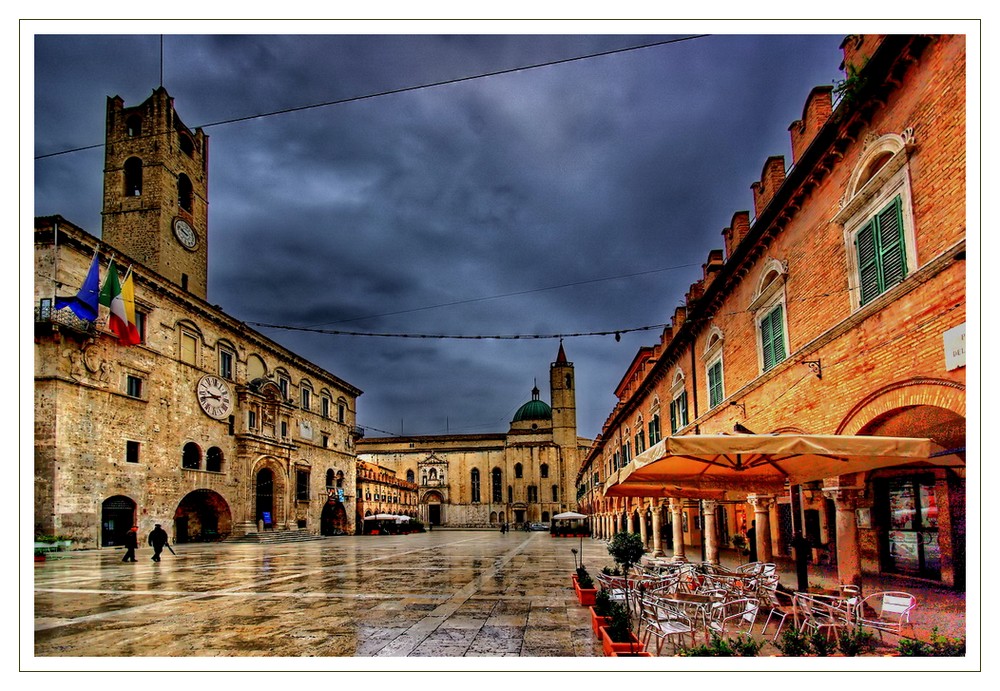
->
[512,385,552,423]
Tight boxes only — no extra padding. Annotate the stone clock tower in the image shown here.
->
[101,86,210,299]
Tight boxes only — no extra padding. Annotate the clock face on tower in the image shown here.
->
[173,217,198,249]
[197,375,233,419]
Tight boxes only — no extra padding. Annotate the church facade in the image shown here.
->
[357,345,592,528]
[34,87,363,548]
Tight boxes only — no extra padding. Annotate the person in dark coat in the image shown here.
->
[791,531,812,592]
[746,520,758,563]
[148,524,169,561]
[121,526,138,562]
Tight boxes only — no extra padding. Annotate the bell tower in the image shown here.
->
[549,341,578,451]
[101,87,210,299]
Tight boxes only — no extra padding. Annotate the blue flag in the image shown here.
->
[55,251,100,322]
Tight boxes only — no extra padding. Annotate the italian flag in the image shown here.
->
[99,260,141,345]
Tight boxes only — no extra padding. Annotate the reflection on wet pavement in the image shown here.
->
[34,530,601,658]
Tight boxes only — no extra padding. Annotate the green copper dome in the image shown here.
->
[512,385,552,423]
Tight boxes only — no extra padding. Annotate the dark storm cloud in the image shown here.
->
[32,29,848,439]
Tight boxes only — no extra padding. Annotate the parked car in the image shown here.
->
[529,522,550,531]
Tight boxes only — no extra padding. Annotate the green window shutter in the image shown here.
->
[670,400,678,434]
[770,306,786,365]
[760,311,775,371]
[857,195,907,306]
[856,218,881,305]
[877,196,907,291]
[679,392,688,427]
[708,361,723,408]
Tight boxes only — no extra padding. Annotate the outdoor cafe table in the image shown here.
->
[651,592,719,642]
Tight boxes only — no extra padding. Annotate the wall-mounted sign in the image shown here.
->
[262,511,272,525]
[943,323,965,371]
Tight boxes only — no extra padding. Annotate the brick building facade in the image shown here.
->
[576,35,967,588]
[34,88,362,548]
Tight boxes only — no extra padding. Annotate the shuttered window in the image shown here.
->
[856,195,907,306]
[670,392,688,434]
[708,361,724,408]
[760,305,786,372]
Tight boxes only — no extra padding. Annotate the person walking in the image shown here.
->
[121,526,139,562]
[148,523,169,562]
[746,520,758,563]
[791,531,812,593]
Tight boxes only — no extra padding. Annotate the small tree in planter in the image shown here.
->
[599,600,643,655]
[606,531,645,653]
[590,588,613,636]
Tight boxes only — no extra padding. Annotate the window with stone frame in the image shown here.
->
[835,130,918,310]
[471,468,481,503]
[179,329,198,365]
[749,258,789,375]
[218,344,235,380]
[527,485,538,503]
[296,469,310,501]
[703,327,725,409]
[669,369,689,434]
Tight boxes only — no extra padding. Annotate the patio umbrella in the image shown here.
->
[605,433,964,496]
[552,511,589,520]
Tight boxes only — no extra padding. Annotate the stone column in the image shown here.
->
[651,500,664,557]
[669,498,686,561]
[626,505,636,534]
[703,500,720,565]
[639,502,649,548]
[747,494,775,563]
[825,486,864,589]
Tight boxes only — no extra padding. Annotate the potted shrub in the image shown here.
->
[574,565,597,606]
[34,548,46,563]
[599,601,643,656]
[897,628,966,657]
[590,588,613,637]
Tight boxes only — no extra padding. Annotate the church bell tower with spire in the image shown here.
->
[101,86,210,299]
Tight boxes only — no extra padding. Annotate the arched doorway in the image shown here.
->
[256,468,275,529]
[174,489,232,543]
[101,495,136,547]
[425,490,444,526]
[857,404,966,585]
[320,501,349,535]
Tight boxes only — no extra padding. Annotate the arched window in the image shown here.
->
[126,115,142,137]
[406,469,415,483]
[540,463,549,479]
[326,469,335,488]
[703,326,726,409]
[182,442,201,469]
[336,470,344,488]
[514,463,523,479]
[177,174,194,213]
[471,469,481,503]
[179,131,195,157]
[492,468,502,502]
[749,258,789,374]
[206,447,223,472]
[670,369,689,434]
[124,157,142,196]
[835,131,917,310]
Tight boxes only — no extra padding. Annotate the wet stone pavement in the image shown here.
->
[30,529,972,668]
[33,530,602,658]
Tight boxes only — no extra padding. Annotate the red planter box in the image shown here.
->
[599,626,643,657]
[573,578,597,606]
[589,607,611,637]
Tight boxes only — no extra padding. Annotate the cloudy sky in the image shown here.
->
[32,23,851,440]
